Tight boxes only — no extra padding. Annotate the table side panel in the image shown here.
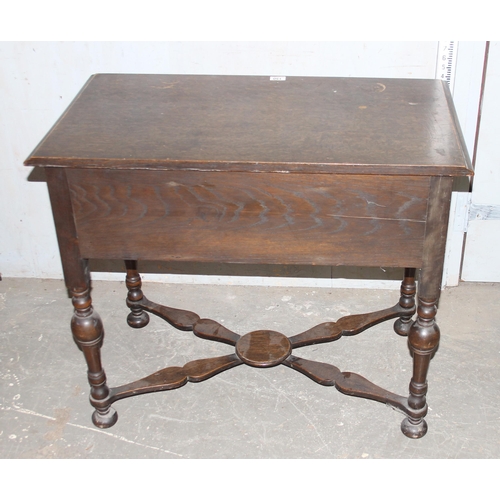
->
[67,169,429,268]
[45,168,90,290]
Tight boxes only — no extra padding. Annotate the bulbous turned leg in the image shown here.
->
[401,297,440,439]
[394,268,416,336]
[125,260,149,329]
[71,288,118,428]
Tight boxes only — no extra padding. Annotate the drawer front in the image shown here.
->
[67,169,429,268]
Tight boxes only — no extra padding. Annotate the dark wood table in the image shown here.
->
[25,74,472,439]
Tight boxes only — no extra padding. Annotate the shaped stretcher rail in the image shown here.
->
[108,295,416,417]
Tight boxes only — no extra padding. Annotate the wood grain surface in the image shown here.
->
[67,169,429,267]
[25,74,472,177]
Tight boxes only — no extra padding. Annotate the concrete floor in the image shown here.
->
[1,277,500,459]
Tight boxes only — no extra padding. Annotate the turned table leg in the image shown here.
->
[71,287,118,428]
[125,260,149,328]
[401,297,440,438]
[399,176,453,438]
[394,267,417,336]
[45,167,118,428]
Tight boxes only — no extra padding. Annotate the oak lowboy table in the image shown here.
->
[25,74,473,439]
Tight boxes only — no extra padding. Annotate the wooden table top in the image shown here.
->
[25,73,473,177]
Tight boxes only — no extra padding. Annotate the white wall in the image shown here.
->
[0,41,449,285]
[462,42,500,282]
[441,42,486,287]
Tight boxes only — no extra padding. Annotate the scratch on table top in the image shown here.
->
[152,82,178,89]
[326,214,422,223]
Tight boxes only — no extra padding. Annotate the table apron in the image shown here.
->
[66,169,430,268]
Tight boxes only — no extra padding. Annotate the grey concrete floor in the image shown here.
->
[1,277,500,459]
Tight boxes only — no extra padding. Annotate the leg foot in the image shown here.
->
[401,417,428,439]
[92,407,118,428]
[127,310,150,329]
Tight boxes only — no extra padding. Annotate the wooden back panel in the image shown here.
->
[67,169,429,268]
